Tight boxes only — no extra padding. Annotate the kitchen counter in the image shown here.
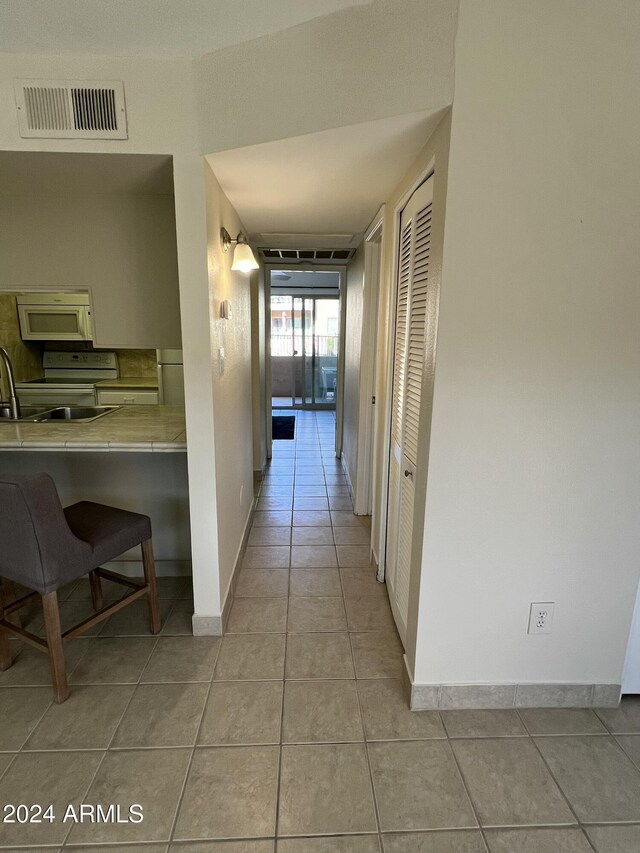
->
[95,376,159,390]
[0,405,186,452]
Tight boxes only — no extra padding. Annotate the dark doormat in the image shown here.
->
[272,415,296,440]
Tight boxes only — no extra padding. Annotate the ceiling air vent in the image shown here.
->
[258,247,355,263]
[14,79,127,139]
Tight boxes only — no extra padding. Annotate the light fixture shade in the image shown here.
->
[231,241,259,272]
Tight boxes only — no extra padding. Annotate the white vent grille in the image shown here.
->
[258,247,355,263]
[15,79,127,139]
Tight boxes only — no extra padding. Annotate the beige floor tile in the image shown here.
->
[226,597,288,633]
[345,593,396,632]
[213,633,285,681]
[99,598,174,636]
[535,735,640,822]
[285,632,354,679]
[327,485,351,495]
[69,637,157,684]
[290,569,342,597]
[279,837,379,852]
[341,568,385,597]
[261,485,294,497]
[294,497,329,511]
[295,475,326,485]
[287,596,347,632]
[381,831,486,852]
[484,827,593,853]
[452,737,575,826]
[585,825,640,852]
[332,526,371,544]
[171,842,274,852]
[518,707,607,735]
[174,746,279,839]
[235,569,290,598]
[161,600,194,635]
[358,679,445,740]
[257,497,293,511]
[279,743,377,835]
[0,638,88,686]
[328,496,356,511]
[293,510,332,526]
[248,526,292,546]
[441,709,527,738]
[68,749,191,844]
[199,681,283,745]
[112,682,208,747]
[291,545,338,568]
[65,577,127,602]
[27,598,105,638]
[331,511,370,527]
[596,697,640,733]
[369,740,477,831]
[616,734,640,768]
[0,750,103,846]
[141,637,220,682]
[252,511,292,526]
[294,485,328,497]
[0,687,52,749]
[25,685,133,750]
[292,526,334,545]
[283,680,363,743]
[336,546,374,567]
[351,631,404,679]
[242,546,290,569]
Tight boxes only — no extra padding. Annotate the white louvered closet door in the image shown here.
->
[386,176,434,643]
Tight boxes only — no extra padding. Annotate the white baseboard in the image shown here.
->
[192,614,222,636]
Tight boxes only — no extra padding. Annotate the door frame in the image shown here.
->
[264,263,347,457]
[354,206,384,516]
[375,160,435,585]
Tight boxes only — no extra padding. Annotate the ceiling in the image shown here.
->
[0,151,174,195]
[0,0,371,58]
[207,109,446,248]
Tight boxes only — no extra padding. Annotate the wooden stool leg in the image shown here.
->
[2,578,22,629]
[141,538,161,635]
[0,580,12,672]
[88,570,103,611]
[42,591,69,703]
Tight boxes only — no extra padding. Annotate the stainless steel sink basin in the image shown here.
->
[30,406,120,423]
[0,405,57,420]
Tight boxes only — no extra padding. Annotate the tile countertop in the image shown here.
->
[0,405,186,452]
[95,376,159,390]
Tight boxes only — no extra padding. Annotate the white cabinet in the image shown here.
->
[97,389,159,405]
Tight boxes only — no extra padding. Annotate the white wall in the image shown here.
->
[342,245,364,495]
[0,191,181,348]
[413,0,640,688]
[251,269,267,476]
[204,163,256,609]
[195,0,457,153]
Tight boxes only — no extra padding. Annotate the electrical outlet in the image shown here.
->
[528,602,554,634]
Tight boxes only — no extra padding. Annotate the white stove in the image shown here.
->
[16,352,119,407]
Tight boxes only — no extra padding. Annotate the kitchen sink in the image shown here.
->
[0,405,58,420]
[30,406,120,423]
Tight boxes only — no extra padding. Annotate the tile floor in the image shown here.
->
[1,410,640,851]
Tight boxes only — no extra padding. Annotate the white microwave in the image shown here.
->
[17,292,93,341]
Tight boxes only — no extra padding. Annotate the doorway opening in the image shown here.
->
[269,270,341,411]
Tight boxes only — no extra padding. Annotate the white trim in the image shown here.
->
[354,205,384,516]
[408,680,622,710]
[192,614,223,636]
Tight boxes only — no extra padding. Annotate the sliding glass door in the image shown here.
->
[270,294,339,410]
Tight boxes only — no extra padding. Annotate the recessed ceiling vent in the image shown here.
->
[258,247,355,263]
[14,79,127,139]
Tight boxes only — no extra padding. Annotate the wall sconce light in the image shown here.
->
[220,227,259,273]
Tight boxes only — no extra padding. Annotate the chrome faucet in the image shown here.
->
[0,347,21,420]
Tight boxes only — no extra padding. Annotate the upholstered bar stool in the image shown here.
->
[0,473,161,702]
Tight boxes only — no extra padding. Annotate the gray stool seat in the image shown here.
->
[64,501,152,572]
[0,472,161,702]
